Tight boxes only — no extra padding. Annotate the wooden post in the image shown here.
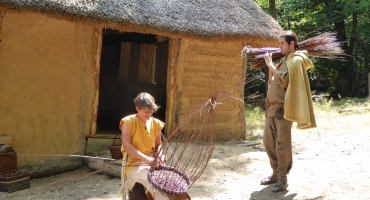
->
[165,38,181,136]
[119,42,131,82]
[138,43,156,84]
[89,27,103,137]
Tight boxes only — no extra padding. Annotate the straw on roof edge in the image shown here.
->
[0,0,283,44]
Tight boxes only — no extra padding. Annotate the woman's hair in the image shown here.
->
[280,31,300,50]
[133,92,160,112]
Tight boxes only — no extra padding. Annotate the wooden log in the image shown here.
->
[82,157,121,178]
[236,142,261,147]
[338,107,370,113]
[245,99,266,104]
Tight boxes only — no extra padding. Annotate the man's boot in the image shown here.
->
[260,173,278,185]
[271,176,288,192]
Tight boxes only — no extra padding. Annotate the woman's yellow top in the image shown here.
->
[119,115,164,173]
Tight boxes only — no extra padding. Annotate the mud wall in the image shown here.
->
[0,11,100,176]
[175,39,246,141]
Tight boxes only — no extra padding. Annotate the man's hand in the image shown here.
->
[264,52,274,68]
[264,52,278,76]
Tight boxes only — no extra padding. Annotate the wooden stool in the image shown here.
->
[129,183,151,200]
[128,182,191,200]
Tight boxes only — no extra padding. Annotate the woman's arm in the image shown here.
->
[155,131,162,153]
[155,131,166,165]
[121,122,154,165]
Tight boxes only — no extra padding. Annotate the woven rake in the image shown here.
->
[241,32,346,70]
[147,63,244,195]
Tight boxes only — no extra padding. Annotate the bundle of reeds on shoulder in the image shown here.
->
[241,32,346,70]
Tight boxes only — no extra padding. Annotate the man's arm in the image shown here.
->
[264,52,279,77]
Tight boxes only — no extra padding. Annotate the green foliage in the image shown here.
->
[253,0,370,98]
[245,97,370,134]
[245,106,265,131]
[245,66,267,98]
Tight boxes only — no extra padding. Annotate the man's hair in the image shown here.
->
[134,92,160,112]
[280,31,300,50]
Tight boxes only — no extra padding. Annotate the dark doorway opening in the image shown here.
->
[97,29,168,133]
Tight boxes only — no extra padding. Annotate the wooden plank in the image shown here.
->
[245,99,266,103]
[119,42,131,82]
[236,142,261,147]
[155,43,169,83]
[129,43,140,82]
[86,135,119,139]
[138,44,155,84]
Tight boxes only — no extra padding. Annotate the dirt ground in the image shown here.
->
[2,112,370,200]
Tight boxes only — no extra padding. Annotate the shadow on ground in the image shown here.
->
[250,186,297,200]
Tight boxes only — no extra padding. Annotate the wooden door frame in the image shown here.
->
[165,38,181,135]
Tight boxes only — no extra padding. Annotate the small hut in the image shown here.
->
[0,0,282,177]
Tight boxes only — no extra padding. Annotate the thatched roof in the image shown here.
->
[0,0,283,43]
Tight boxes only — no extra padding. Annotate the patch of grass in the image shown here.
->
[245,106,265,129]
[245,106,265,140]
[245,97,370,138]
[313,96,370,115]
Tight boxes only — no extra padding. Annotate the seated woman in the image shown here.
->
[119,92,168,200]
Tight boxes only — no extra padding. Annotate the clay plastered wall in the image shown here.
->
[0,12,98,165]
[176,39,246,141]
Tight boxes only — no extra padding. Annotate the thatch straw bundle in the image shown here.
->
[0,0,282,43]
[241,32,346,70]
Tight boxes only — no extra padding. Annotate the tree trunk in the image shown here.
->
[351,12,358,95]
[350,0,360,96]
[334,20,352,97]
[368,73,370,97]
[265,0,277,96]
[269,0,277,19]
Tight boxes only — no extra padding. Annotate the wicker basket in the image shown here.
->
[147,165,191,195]
[0,172,30,192]
[0,152,17,175]
[109,135,123,159]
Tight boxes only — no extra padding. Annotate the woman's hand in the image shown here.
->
[142,156,155,165]
[156,155,166,166]
[143,155,166,168]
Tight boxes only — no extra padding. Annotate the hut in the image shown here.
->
[0,0,282,177]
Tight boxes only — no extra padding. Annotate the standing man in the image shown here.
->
[261,31,316,192]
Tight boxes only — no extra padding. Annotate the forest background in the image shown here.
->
[247,0,370,99]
